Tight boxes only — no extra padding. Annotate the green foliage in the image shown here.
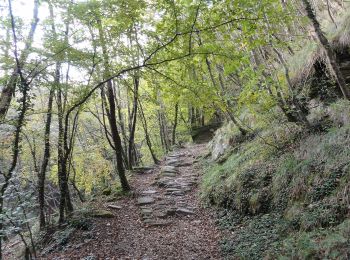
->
[273,220,350,259]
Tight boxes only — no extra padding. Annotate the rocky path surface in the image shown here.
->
[40,144,221,259]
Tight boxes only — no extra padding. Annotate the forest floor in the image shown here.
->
[39,144,222,260]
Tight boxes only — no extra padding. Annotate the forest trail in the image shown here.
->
[42,144,222,259]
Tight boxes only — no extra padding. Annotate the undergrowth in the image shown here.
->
[201,100,350,259]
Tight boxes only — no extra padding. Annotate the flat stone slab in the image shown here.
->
[143,215,152,221]
[157,200,174,206]
[167,159,192,167]
[167,159,182,165]
[166,188,182,192]
[163,181,181,187]
[167,153,186,158]
[161,172,177,177]
[106,204,122,210]
[162,166,178,173]
[176,208,195,215]
[141,208,153,214]
[145,221,173,227]
[155,178,178,187]
[157,208,177,218]
[165,191,184,197]
[172,191,185,196]
[176,162,193,167]
[141,190,158,195]
[156,212,168,218]
[137,196,155,205]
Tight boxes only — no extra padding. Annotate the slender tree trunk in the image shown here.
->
[201,109,205,126]
[158,109,170,151]
[106,81,131,191]
[114,82,128,157]
[190,106,196,128]
[38,87,54,229]
[138,101,159,164]
[302,0,350,100]
[48,0,73,224]
[158,111,166,151]
[157,91,170,152]
[57,74,67,224]
[128,76,139,169]
[172,102,179,145]
[64,114,76,215]
[57,75,74,222]
[70,163,85,203]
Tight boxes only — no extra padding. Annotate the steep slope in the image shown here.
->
[201,100,350,259]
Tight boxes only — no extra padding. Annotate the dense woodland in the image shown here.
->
[0,0,350,259]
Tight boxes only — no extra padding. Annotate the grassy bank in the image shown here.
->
[201,100,350,259]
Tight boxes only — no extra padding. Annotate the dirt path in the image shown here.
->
[41,144,222,259]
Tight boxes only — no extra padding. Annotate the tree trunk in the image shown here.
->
[128,76,139,169]
[114,82,128,158]
[106,81,131,191]
[38,87,54,229]
[157,111,165,151]
[157,92,171,152]
[189,105,196,128]
[172,102,179,145]
[70,162,85,203]
[57,72,67,224]
[159,110,170,152]
[47,0,73,224]
[138,101,160,164]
